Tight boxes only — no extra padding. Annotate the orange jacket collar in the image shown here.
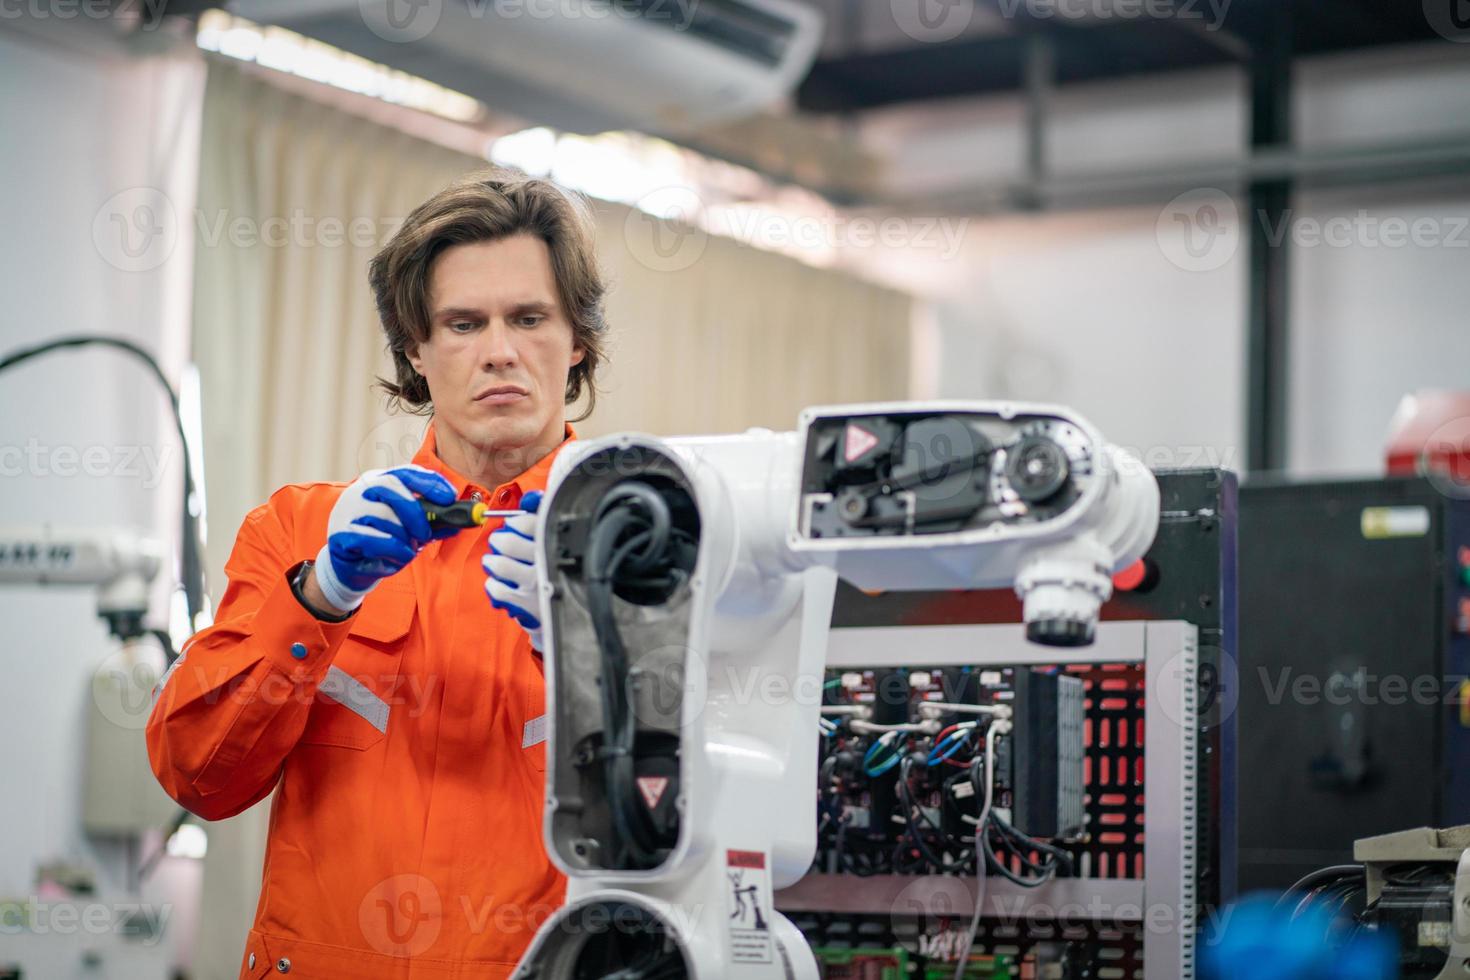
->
[411,419,577,501]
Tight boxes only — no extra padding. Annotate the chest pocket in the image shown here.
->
[299,587,416,751]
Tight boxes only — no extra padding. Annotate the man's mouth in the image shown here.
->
[473,384,529,405]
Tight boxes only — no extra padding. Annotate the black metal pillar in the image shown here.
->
[1245,6,1293,473]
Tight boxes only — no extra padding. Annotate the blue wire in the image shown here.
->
[863,738,901,777]
[925,731,964,766]
[927,729,973,767]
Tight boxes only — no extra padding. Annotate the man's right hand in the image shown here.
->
[312,465,459,613]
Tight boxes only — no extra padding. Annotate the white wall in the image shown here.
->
[1288,179,1470,477]
[931,208,1247,473]
[0,16,204,979]
[851,41,1470,477]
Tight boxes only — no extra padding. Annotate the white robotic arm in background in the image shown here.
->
[0,525,162,640]
[0,525,180,840]
[514,402,1160,980]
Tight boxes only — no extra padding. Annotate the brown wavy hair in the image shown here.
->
[370,168,607,421]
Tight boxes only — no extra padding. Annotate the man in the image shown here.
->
[147,169,607,978]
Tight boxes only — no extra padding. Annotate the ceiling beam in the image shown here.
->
[796,0,1441,115]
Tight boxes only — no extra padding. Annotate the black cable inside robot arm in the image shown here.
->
[584,481,692,871]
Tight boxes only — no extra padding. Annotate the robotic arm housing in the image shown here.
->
[515,402,1159,980]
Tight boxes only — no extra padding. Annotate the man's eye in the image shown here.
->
[517,315,545,328]
[450,321,477,333]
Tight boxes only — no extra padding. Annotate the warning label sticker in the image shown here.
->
[636,776,668,809]
[844,424,880,463]
[725,849,773,965]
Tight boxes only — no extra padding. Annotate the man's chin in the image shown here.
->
[459,412,562,457]
[466,415,537,449]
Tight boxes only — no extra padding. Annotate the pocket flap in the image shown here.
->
[347,588,416,644]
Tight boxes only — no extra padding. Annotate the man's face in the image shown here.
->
[408,233,584,466]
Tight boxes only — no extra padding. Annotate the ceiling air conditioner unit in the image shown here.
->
[226,0,825,134]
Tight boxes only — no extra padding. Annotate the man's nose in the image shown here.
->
[478,320,519,369]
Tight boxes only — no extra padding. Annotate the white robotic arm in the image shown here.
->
[0,525,163,640]
[514,402,1159,980]
[787,402,1158,645]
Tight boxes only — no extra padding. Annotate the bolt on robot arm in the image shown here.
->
[514,402,1159,980]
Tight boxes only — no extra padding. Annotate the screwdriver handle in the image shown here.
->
[419,499,487,530]
[420,499,526,531]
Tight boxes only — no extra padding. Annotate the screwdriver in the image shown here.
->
[419,499,524,531]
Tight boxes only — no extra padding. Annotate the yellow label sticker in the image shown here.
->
[1361,506,1430,539]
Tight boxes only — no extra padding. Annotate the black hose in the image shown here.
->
[584,482,688,869]
[0,335,208,632]
[1274,864,1364,911]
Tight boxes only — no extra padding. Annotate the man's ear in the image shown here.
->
[570,344,586,368]
[405,341,425,376]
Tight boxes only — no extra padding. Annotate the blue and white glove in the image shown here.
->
[483,489,543,651]
[314,464,459,613]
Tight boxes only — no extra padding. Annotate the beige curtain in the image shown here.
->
[190,59,911,979]
[586,202,913,437]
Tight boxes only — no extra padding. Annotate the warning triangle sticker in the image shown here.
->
[636,776,669,810]
[844,424,880,463]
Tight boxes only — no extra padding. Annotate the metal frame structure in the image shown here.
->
[778,620,1200,980]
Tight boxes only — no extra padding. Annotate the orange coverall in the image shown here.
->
[147,423,573,978]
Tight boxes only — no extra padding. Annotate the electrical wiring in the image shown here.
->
[927,723,977,767]
[987,815,1067,884]
[992,814,1072,870]
[896,755,973,874]
[940,770,980,831]
[981,826,1051,888]
[951,721,1000,980]
[863,732,903,777]
[946,719,1074,978]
